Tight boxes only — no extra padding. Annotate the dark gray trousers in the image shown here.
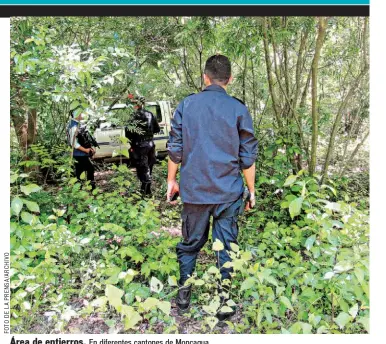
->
[176,196,243,284]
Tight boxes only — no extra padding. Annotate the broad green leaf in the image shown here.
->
[212,239,224,251]
[80,172,86,180]
[230,242,239,252]
[354,268,365,284]
[10,174,18,183]
[317,326,329,334]
[203,299,220,315]
[324,271,335,280]
[256,307,264,326]
[265,275,278,287]
[22,199,40,213]
[102,223,126,235]
[119,136,129,144]
[157,301,171,315]
[123,269,138,284]
[20,184,41,195]
[205,316,218,330]
[10,278,24,289]
[53,208,66,217]
[21,211,34,225]
[304,235,316,251]
[240,277,256,291]
[219,306,234,314]
[168,275,178,287]
[349,303,359,319]
[357,316,369,332]
[142,297,159,312]
[321,184,337,196]
[264,308,272,324]
[208,266,220,274]
[150,276,163,294]
[25,284,40,293]
[194,279,205,286]
[222,261,233,269]
[301,322,312,334]
[241,251,252,261]
[280,296,294,311]
[325,202,341,212]
[80,237,91,245]
[226,299,236,307]
[308,313,321,327]
[333,261,353,273]
[105,285,124,310]
[289,197,303,219]
[203,305,216,315]
[289,321,302,334]
[70,100,80,110]
[11,197,23,216]
[123,307,142,330]
[61,307,77,322]
[120,148,130,158]
[22,301,31,311]
[91,296,108,309]
[334,312,351,329]
[284,175,297,186]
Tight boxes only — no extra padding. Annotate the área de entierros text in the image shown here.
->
[10,338,210,344]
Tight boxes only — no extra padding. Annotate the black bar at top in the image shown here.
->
[0,5,369,17]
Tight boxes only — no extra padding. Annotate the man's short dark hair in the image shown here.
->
[204,55,231,85]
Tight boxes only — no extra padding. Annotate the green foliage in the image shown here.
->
[9,16,369,335]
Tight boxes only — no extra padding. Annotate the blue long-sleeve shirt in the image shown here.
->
[167,84,258,204]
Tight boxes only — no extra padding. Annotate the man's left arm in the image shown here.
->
[152,112,161,134]
[238,109,258,209]
[166,102,183,201]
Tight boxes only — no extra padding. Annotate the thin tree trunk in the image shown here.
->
[293,29,310,111]
[251,56,257,126]
[11,108,37,155]
[283,17,290,97]
[242,47,247,103]
[321,65,369,184]
[340,102,363,163]
[11,112,27,153]
[262,17,282,129]
[309,17,328,176]
[339,130,369,177]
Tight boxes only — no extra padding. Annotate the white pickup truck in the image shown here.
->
[93,101,173,162]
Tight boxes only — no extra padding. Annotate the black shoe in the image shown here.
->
[176,284,192,314]
[216,283,236,321]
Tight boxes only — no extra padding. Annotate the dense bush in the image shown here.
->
[10,157,369,334]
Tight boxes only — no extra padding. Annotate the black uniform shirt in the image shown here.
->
[127,109,160,144]
[167,84,258,204]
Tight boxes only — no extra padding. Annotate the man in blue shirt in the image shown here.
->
[167,55,258,319]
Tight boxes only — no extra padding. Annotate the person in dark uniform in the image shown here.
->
[126,96,160,196]
[67,109,96,190]
[167,55,258,319]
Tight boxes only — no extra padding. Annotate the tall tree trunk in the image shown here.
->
[321,66,369,184]
[262,17,282,129]
[242,47,247,103]
[309,17,328,176]
[321,17,369,184]
[11,108,37,155]
[339,130,369,177]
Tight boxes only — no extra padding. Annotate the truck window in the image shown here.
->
[146,105,162,123]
